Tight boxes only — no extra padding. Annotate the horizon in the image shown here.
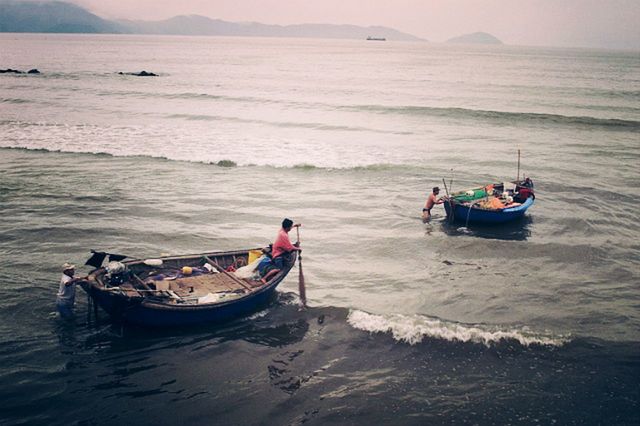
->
[73,0,640,49]
[1,0,639,50]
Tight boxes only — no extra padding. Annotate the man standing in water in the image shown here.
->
[422,187,443,222]
[261,218,302,283]
[56,263,84,318]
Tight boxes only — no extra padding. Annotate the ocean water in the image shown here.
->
[0,34,639,425]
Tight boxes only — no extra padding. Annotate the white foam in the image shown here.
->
[0,119,425,169]
[245,309,269,320]
[347,310,569,347]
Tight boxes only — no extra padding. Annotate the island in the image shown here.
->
[446,32,503,45]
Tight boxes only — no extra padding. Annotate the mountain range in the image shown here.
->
[0,1,422,41]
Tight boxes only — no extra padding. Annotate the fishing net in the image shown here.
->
[452,188,488,202]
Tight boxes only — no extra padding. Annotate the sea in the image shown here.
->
[0,33,639,425]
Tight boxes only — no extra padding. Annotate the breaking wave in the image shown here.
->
[347,310,569,347]
[0,146,411,172]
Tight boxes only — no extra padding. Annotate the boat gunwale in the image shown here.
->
[445,195,534,214]
[452,195,534,214]
[83,248,297,310]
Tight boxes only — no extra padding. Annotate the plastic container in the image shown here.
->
[248,250,263,264]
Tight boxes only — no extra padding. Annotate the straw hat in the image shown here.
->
[62,262,75,271]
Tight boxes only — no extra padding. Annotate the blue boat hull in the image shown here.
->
[444,196,535,224]
[86,281,282,326]
[81,249,297,327]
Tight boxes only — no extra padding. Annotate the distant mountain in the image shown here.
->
[118,15,421,41]
[0,1,421,41]
[0,0,119,33]
[447,32,503,45]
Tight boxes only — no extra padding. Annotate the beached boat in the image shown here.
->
[80,248,296,326]
[443,179,535,225]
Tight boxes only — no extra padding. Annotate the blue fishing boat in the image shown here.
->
[443,179,535,225]
[80,248,296,326]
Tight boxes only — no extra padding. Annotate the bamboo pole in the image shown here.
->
[203,256,253,291]
[442,178,450,197]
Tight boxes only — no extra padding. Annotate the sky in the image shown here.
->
[72,0,640,49]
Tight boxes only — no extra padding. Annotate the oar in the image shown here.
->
[295,226,307,308]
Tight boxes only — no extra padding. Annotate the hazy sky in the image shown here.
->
[73,0,639,49]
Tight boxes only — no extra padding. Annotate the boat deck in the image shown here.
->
[100,271,264,304]
[81,249,297,324]
[166,273,261,297]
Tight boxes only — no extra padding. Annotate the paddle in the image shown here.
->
[295,225,307,308]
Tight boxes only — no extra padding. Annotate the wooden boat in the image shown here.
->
[80,248,296,327]
[443,179,535,225]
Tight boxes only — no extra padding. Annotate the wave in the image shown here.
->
[165,103,640,131]
[0,146,415,173]
[347,310,569,347]
[15,77,636,131]
[166,113,412,135]
[1,98,32,104]
[292,163,318,170]
[347,104,640,130]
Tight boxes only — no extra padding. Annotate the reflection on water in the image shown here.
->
[440,215,533,241]
[40,301,640,426]
[75,293,308,351]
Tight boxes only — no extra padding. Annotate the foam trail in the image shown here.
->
[347,310,569,347]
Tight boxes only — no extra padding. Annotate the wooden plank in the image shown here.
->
[131,273,153,291]
[202,256,253,291]
[132,273,178,300]
[171,273,243,294]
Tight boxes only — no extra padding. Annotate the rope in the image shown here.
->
[465,202,473,228]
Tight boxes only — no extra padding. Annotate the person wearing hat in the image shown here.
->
[56,263,83,318]
[422,187,444,222]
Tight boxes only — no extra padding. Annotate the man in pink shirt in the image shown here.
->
[262,218,301,283]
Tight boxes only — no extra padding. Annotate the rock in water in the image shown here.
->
[118,71,158,76]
